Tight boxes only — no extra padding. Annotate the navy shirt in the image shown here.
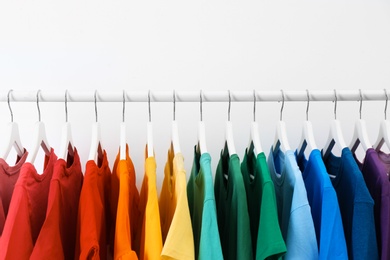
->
[323,147,378,260]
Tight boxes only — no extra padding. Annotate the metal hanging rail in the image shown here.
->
[0,89,388,102]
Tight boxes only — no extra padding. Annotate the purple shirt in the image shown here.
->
[354,148,390,260]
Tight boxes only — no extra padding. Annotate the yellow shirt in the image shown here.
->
[113,148,140,260]
[159,147,195,260]
[139,153,163,260]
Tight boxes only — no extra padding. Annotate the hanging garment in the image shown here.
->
[187,147,223,260]
[75,151,111,260]
[30,148,83,260]
[323,147,378,260]
[352,148,390,260]
[159,148,194,260]
[267,147,318,259]
[138,152,163,260]
[214,147,253,260]
[295,149,348,260]
[241,144,286,260]
[0,149,57,260]
[112,147,140,260]
[0,149,28,236]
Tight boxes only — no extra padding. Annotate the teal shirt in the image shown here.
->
[187,147,223,260]
[241,144,286,260]
[214,146,253,260]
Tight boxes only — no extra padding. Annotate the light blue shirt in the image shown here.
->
[268,147,318,259]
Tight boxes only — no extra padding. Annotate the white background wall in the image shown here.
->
[1,0,390,190]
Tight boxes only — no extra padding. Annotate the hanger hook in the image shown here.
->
[228,90,232,121]
[122,90,126,123]
[200,90,203,122]
[359,89,363,120]
[148,90,151,122]
[280,89,285,121]
[253,89,256,122]
[36,89,41,122]
[94,90,98,123]
[7,89,14,123]
[306,89,310,121]
[333,89,338,120]
[384,89,388,120]
[173,90,176,121]
[65,90,68,123]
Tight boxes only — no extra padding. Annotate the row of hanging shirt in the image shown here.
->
[0,89,390,260]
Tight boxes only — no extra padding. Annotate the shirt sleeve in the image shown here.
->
[0,186,34,259]
[352,202,379,260]
[285,204,318,259]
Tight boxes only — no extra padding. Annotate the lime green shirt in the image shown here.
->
[241,144,286,260]
[214,146,253,260]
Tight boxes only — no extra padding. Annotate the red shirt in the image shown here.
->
[75,151,111,260]
[30,148,83,260]
[0,149,57,260]
[0,149,28,236]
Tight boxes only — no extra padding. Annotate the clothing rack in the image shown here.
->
[0,89,388,103]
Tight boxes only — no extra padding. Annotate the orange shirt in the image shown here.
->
[138,153,163,260]
[75,151,111,260]
[113,147,140,260]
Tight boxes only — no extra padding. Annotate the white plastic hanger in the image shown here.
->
[224,90,236,156]
[171,90,181,155]
[349,89,372,153]
[374,89,390,151]
[197,90,208,154]
[58,90,75,161]
[147,90,154,158]
[120,90,127,160]
[273,90,291,153]
[88,90,103,163]
[27,90,51,164]
[248,90,262,156]
[323,89,347,160]
[297,89,318,157]
[0,90,24,159]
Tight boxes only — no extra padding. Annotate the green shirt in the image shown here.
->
[214,146,253,260]
[241,144,286,260]
[187,147,223,260]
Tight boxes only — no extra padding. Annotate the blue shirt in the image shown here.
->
[323,147,378,260]
[296,149,348,259]
[268,147,318,259]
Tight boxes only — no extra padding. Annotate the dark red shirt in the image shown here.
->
[0,150,28,236]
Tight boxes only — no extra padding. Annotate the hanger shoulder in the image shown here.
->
[0,122,24,159]
[323,120,347,159]
[197,121,207,154]
[171,120,181,155]
[298,121,317,157]
[374,120,390,151]
[274,121,290,153]
[248,122,262,156]
[350,119,372,153]
[27,121,51,164]
[58,122,74,161]
[225,121,236,156]
[88,122,101,162]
